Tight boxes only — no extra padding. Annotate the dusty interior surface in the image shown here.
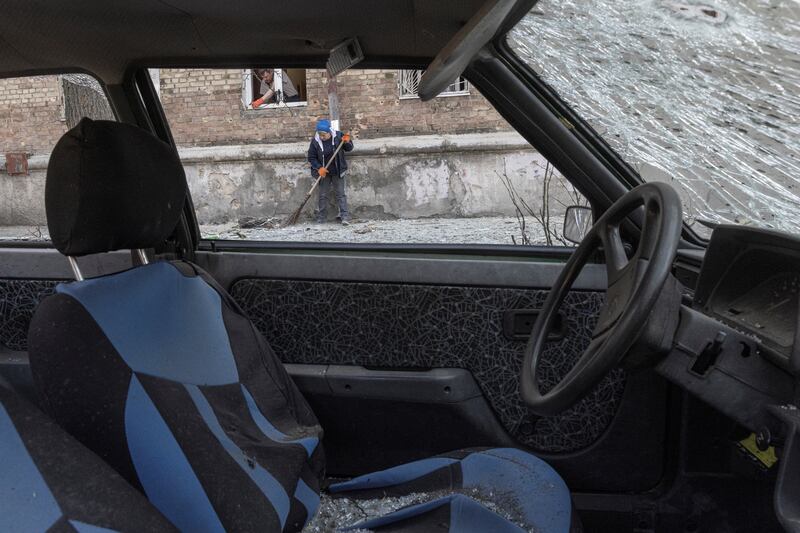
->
[510,0,800,237]
[302,489,528,533]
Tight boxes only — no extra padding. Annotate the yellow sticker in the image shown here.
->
[738,433,778,469]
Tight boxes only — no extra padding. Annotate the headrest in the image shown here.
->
[46,118,187,257]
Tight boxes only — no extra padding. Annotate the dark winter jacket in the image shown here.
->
[307,131,354,178]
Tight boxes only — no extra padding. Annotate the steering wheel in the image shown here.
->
[521,182,683,416]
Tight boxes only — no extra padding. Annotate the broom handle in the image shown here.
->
[321,135,348,172]
[303,175,323,201]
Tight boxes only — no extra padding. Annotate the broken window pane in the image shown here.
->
[508,1,800,238]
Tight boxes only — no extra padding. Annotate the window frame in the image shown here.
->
[397,70,470,100]
[242,68,308,111]
[147,66,591,251]
[130,60,619,254]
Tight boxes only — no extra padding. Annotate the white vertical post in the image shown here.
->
[275,69,284,103]
[242,69,254,108]
[328,75,340,131]
[148,69,160,98]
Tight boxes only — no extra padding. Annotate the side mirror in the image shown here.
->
[563,205,593,244]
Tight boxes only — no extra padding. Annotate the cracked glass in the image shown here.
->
[508,0,800,238]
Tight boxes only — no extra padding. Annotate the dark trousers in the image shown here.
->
[316,174,349,222]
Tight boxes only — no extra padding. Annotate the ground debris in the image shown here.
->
[238,216,280,229]
[201,216,554,245]
[353,224,375,234]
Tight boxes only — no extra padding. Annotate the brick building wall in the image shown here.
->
[1,70,513,155]
[0,71,561,229]
[0,76,67,155]
[159,68,513,147]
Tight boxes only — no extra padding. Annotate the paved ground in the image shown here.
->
[202,216,553,245]
[0,216,561,246]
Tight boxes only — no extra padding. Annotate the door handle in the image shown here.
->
[502,309,566,341]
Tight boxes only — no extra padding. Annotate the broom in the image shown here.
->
[284,137,348,226]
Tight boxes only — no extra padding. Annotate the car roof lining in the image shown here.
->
[0,0,520,84]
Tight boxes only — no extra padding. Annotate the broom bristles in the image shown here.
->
[284,200,307,226]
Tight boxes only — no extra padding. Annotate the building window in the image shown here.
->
[242,68,307,109]
[398,70,470,99]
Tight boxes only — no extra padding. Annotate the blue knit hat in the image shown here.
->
[316,119,331,132]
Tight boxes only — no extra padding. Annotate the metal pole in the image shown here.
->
[67,256,83,281]
[135,249,149,265]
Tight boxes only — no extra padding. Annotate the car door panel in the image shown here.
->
[0,249,135,401]
[1,247,667,492]
[288,363,521,475]
[194,249,668,492]
[229,276,619,453]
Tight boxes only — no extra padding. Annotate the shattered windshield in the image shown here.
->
[508,0,800,238]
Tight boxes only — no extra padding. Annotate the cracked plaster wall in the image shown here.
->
[183,132,572,225]
[0,132,576,226]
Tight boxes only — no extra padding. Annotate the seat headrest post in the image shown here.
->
[135,249,150,265]
[67,256,84,281]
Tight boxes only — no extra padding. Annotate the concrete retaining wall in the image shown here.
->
[0,155,48,226]
[0,132,574,226]
[183,132,573,224]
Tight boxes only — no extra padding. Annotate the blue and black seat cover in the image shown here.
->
[26,119,573,532]
[0,378,176,532]
[30,260,325,532]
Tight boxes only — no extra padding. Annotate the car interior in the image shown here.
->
[1,0,798,532]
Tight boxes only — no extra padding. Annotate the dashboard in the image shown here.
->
[660,225,800,530]
[692,225,800,371]
[657,226,800,531]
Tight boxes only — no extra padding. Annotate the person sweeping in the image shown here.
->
[307,118,354,224]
